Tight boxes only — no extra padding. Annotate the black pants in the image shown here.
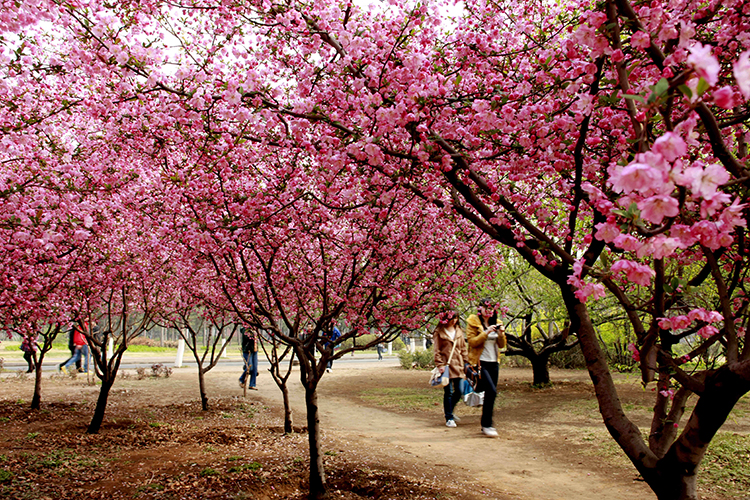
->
[479,361,499,428]
[443,377,462,422]
[23,351,35,372]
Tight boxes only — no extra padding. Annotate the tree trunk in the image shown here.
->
[648,362,750,500]
[305,386,327,500]
[561,287,657,471]
[88,377,115,434]
[530,355,551,386]
[31,364,42,410]
[198,368,209,411]
[282,384,293,434]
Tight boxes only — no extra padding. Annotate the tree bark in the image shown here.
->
[198,367,209,411]
[305,385,327,500]
[562,287,658,475]
[282,384,293,434]
[31,364,42,410]
[88,377,114,434]
[649,362,750,500]
[530,355,551,386]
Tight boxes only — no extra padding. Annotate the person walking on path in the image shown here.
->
[466,298,506,438]
[59,327,82,372]
[325,324,341,373]
[377,342,385,361]
[20,334,38,373]
[239,326,259,390]
[432,309,469,428]
[61,323,89,374]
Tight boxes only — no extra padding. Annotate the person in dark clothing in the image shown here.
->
[325,325,341,373]
[21,335,38,373]
[239,326,258,390]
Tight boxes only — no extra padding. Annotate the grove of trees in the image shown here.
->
[1,1,748,499]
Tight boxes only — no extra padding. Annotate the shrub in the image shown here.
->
[549,345,587,369]
[151,364,172,378]
[391,338,406,351]
[398,349,434,369]
[128,337,158,347]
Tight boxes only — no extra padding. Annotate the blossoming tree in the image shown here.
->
[2,0,749,499]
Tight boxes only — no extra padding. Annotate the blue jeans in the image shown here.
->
[240,351,258,387]
[443,378,462,422]
[65,345,89,373]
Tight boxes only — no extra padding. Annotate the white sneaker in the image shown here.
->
[453,415,461,422]
[482,426,498,437]
[446,419,457,428]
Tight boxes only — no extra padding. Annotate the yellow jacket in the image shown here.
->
[465,314,506,366]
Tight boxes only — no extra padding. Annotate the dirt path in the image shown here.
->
[251,360,655,500]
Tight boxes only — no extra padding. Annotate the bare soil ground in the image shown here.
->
[0,358,748,500]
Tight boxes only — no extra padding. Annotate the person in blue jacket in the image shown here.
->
[325,324,341,373]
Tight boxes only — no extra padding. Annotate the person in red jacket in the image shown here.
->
[61,322,89,374]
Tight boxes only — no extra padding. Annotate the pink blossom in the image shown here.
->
[649,235,679,259]
[611,49,625,62]
[707,311,724,323]
[687,43,720,86]
[594,222,620,243]
[573,282,606,303]
[611,260,654,286]
[712,87,736,109]
[658,318,672,330]
[610,163,662,193]
[613,234,642,252]
[670,225,698,248]
[638,195,679,224]
[691,221,722,249]
[631,31,651,50]
[688,308,708,322]
[659,389,674,399]
[719,200,747,229]
[697,325,719,338]
[671,316,691,330]
[734,51,750,100]
[688,163,730,199]
[627,343,640,362]
[700,193,731,218]
[679,354,691,364]
[653,132,687,163]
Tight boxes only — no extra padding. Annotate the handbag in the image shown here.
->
[464,390,484,407]
[462,364,484,406]
[429,334,458,387]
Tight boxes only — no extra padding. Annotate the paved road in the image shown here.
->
[1,352,397,373]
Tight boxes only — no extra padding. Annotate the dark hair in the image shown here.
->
[477,298,497,326]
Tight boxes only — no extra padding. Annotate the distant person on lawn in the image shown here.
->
[433,309,469,429]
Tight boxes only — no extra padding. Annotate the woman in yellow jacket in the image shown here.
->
[433,309,469,428]
[466,298,506,437]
